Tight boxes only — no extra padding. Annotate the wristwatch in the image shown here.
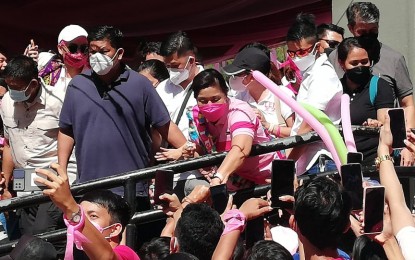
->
[375,154,394,169]
[68,208,82,224]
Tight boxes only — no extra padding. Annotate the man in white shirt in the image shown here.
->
[286,14,343,175]
[157,31,208,198]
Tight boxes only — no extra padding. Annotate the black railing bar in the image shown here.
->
[0,131,322,212]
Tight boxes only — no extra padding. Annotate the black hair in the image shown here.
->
[175,203,224,260]
[139,236,171,260]
[191,69,229,98]
[337,37,380,64]
[286,13,317,43]
[347,2,380,27]
[164,252,200,260]
[294,177,352,250]
[143,42,162,56]
[160,31,196,57]
[88,25,123,49]
[317,23,345,39]
[3,55,38,82]
[239,42,271,58]
[18,237,57,260]
[80,189,131,233]
[352,235,387,260]
[138,59,169,82]
[245,240,292,260]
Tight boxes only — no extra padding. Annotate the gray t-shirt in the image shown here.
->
[329,43,413,99]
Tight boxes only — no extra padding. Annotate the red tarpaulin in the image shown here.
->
[0,0,331,64]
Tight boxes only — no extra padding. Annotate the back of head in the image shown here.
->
[88,25,123,49]
[245,240,292,260]
[80,189,130,233]
[286,13,317,43]
[139,237,170,260]
[346,2,380,26]
[175,203,224,260]
[294,177,351,250]
[352,235,387,260]
[160,31,195,57]
[138,59,169,82]
[316,23,345,39]
[3,234,57,260]
[3,55,38,81]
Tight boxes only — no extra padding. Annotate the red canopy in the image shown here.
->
[1,0,331,64]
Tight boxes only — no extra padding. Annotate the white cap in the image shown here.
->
[270,226,299,255]
[37,52,55,71]
[58,25,88,43]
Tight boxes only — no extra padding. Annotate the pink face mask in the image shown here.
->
[64,52,87,69]
[198,103,228,122]
[90,220,117,239]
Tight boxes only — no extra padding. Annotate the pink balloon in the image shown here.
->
[341,94,357,152]
[252,70,342,171]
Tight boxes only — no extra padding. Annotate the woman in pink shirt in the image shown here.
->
[162,69,276,189]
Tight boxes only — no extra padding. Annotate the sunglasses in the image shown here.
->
[67,43,88,54]
[287,45,315,59]
[319,39,341,48]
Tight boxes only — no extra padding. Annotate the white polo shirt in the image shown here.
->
[290,54,343,174]
[156,65,204,181]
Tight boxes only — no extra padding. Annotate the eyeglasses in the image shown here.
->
[67,43,88,54]
[287,45,315,58]
[319,39,341,49]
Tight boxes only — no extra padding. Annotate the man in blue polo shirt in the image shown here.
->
[58,26,188,208]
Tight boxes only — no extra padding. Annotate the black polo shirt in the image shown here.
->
[59,65,171,194]
[341,75,394,165]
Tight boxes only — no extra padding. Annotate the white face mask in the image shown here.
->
[168,56,193,85]
[89,49,121,75]
[292,44,317,72]
[229,75,248,92]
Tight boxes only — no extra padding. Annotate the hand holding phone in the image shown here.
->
[210,184,228,214]
[341,163,363,210]
[363,186,385,234]
[153,170,174,205]
[23,39,39,62]
[271,159,295,209]
[388,108,406,149]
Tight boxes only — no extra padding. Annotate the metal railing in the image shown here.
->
[0,125,405,255]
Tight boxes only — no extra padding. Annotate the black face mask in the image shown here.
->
[345,66,372,84]
[357,34,381,64]
[324,47,335,56]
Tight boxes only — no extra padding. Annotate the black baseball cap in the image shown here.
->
[223,47,271,75]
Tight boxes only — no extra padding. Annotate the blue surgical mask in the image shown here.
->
[8,80,33,102]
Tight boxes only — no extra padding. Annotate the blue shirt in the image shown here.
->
[59,66,171,194]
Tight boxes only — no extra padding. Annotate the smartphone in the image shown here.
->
[245,217,264,248]
[210,184,229,214]
[340,163,363,210]
[347,152,363,164]
[388,108,406,149]
[153,170,174,205]
[271,159,295,209]
[363,186,385,234]
[13,167,57,192]
[410,128,415,135]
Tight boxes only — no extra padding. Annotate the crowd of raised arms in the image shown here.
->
[0,1,414,260]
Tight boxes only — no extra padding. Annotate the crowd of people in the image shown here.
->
[0,1,414,259]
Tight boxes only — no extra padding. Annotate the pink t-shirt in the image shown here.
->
[206,98,274,183]
[114,245,140,260]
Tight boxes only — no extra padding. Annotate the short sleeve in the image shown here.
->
[228,102,256,138]
[59,84,75,130]
[303,64,343,111]
[394,55,413,98]
[374,77,395,110]
[143,79,171,128]
[396,226,415,260]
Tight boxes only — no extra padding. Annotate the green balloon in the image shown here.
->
[300,102,348,165]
